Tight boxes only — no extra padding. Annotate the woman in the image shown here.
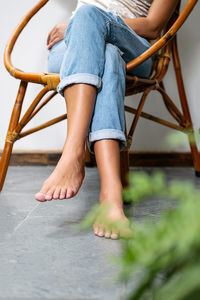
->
[35,0,179,239]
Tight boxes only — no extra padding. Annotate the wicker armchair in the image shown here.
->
[0,0,199,190]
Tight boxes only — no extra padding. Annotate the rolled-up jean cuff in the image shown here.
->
[57,73,102,96]
[87,129,127,154]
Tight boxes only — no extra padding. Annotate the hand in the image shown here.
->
[47,22,69,50]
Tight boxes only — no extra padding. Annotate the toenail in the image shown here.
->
[66,192,72,198]
[105,232,111,238]
[98,232,104,237]
[111,233,118,239]
[35,198,45,202]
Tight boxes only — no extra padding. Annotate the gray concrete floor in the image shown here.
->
[0,166,199,300]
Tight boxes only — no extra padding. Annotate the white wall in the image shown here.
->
[0,0,199,152]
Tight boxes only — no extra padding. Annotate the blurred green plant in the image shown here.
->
[118,172,200,300]
[80,171,200,300]
[79,129,200,300]
[165,129,200,148]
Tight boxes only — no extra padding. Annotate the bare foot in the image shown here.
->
[35,146,85,201]
[93,185,132,239]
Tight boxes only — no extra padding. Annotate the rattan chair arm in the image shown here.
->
[4,0,197,83]
[126,0,198,72]
[4,0,50,84]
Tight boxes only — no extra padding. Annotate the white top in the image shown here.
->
[70,0,153,20]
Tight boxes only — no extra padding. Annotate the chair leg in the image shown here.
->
[120,87,153,188]
[0,81,27,191]
[172,37,200,175]
[84,138,95,167]
[187,130,200,177]
[120,148,130,188]
[120,120,130,188]
[0,142,14,191]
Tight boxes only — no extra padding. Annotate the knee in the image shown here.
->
[105,43,126,69]
[74,4,100,20]
[105,43,121,58]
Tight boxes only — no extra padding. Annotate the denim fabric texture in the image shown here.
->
[48,4,154,154]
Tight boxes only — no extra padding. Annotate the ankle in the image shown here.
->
[101,180,123,193]
[63,141,85,157]
[100,185,123,209]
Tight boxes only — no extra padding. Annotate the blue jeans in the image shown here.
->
[48,4,154,154]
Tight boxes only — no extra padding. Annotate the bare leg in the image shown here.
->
[35,83,96,201]
[93,139,130,239]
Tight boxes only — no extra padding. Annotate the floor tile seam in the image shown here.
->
[26,215,58,218]
[12,203,41,234]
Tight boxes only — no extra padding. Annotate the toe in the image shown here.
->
[93,224,99,235]
[111,229,119,240]
[66,188,74,199]
[35,192,46,202]
[104,231,111,239]
[71,184,79,197]
[59,188,66,200]
[45,188,54,201]
[97,225,104,237]
[111,233,119,239]
[53,187,61,199]
[35,181,50,201]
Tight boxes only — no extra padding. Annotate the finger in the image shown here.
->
[47,33,51,45]
[47,30,58,44]
[47,30,53,45]
[48,28,65,47]
[47,27,57,45]
[47,38,60,50]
